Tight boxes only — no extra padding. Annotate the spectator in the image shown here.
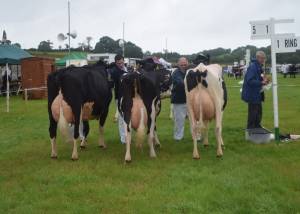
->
[110,54,128,144]
[242,51,269,129]
[171,57,189,141]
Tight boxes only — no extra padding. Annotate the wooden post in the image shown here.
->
[24,89,28,102]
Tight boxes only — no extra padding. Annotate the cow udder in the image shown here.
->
[82,102,94,120]
[189,88,215,121]
[51,94,74,123]
[131,96,148,130]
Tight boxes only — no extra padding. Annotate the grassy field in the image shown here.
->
[28,51,69,59]
[0,76,300,213]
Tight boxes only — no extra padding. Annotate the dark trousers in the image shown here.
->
[247,103,262,129]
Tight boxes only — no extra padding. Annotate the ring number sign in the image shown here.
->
[250,22,271,39]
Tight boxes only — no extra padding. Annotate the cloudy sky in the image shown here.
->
[1,0,299,54]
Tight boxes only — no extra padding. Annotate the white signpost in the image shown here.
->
[250,18,299,141]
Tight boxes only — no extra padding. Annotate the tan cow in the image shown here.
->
[184,63,227,159]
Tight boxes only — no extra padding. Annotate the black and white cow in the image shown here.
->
[47,61,112,160]
[184,63,227,159]
[118,58,171,162]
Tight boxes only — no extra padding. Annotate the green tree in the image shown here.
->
[94,36,121,53]
[13,43,21,48]
[38,40,53,51]
[124,41,143,58]
[144,51,152,57]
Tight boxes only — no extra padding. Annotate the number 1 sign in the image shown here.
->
[250,20,271,39]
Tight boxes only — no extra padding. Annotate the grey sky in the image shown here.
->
[1,0,300,54]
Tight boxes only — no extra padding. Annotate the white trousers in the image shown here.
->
[116,99,126,144]
[118,112,126,144]
[173,103,187,140]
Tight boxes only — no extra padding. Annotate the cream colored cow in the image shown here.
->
[184,63,227,159]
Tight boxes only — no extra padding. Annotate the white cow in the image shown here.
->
[184,63,227,159]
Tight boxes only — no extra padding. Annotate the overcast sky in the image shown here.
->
[1,0,299,54]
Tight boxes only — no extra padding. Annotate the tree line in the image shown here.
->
[28,36,300,64]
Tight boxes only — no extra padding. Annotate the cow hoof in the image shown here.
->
[51,155,58,159]
[155,144,161,149]
[193,150,200,159]
[99,145,107,149]
[71,157,78,161]
[125,159,131,164]
[150,151,157,158]
[216,153,223,158]
[80,145,86,150]
[203,144,209,148]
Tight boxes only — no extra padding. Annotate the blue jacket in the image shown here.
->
[242,59,263,104]
[171,68,186,104]
[110,65,127,100]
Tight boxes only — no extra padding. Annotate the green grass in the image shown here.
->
[0,76,300,213]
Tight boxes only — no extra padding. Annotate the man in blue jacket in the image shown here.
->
[171,57,189,141]
[242,51,268,129]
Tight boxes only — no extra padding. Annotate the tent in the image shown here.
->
[0,44,32,112]
[55,52,87,67]
[0,44,32,65]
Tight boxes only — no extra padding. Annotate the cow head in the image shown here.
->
[157,68,172,93]
[136,57,172,93]
[136,57,162,71]
[120,72,141,97]
[192,54,210,66]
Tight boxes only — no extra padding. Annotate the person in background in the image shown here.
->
[171,57,189,141]
[289,64,296,78]
[1,65,12,94]
[281,63,288,78]
[242,51,269,129]
[110,54,128,144]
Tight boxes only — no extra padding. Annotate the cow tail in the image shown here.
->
[136,107,146,148]
[221,79,227,111]
[57,103,73,144]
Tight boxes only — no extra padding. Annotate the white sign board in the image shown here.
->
[274,34,299,53]
[250,21,271,39]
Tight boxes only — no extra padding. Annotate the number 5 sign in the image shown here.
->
[250,20,271,39]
